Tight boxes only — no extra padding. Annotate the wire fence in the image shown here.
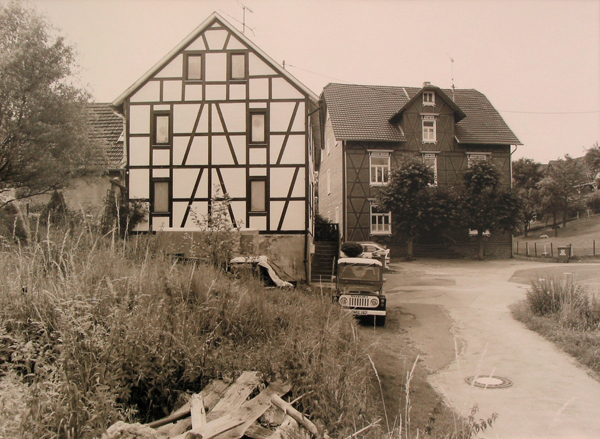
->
[514,240,600,258]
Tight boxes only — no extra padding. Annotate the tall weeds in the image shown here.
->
[526,277,600,330]
[0,223,378,438]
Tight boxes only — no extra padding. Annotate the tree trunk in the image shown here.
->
[477,232,485,260]
[563,199,568,228]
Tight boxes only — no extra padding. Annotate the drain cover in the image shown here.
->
[465,375,513,389]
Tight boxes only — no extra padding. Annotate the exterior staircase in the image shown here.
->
[413,244,463,259]
[311,241,339,283]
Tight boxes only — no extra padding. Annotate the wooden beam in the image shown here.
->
[270,394,321,438]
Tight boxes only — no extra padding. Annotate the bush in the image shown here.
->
[315,213,339,241]
[341,241,363,257]
[525,277,600,330]
[0,203,29,243]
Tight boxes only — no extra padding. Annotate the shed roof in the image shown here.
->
[87,103,124,168]
[322,83,521,145]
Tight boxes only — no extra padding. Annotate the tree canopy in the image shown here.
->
[512,158,544,236]
[459,161,522,259]
[0,2,104,205]
[538,155,587,228]
[585,142,600,188]
[377,159,455,258]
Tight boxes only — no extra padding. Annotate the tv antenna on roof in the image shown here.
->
[448,54,455,101]
[237,0,253,35]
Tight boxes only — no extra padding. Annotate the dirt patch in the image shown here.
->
[359,308,461,437]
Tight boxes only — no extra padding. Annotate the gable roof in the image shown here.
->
[87,103,124,168]
[322,83,521,145]
[112,12,318,112]
[391,84,466,123]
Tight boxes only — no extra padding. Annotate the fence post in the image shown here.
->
[594,240,596,256]
[526,242,530,257]
[516,241,519,254]
[551,242,553,258]
[535,242,537,257]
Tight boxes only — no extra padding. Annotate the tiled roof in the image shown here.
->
[87,103,124,167]
[322,83,521,145]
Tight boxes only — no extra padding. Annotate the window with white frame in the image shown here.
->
[422,116,436,143]
[370,204,391,235]
[370,152,391,186]
[467,153,488,167]
[422,153,438,185]
[423,91,435,106]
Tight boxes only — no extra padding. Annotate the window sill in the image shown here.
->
[370,182,389,187]
[371,232,392,236]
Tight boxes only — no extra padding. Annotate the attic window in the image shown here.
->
[230,53,247,80]
[423,92,435,106]
[185,54,203,80]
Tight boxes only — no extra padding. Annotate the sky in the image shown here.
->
[15,0,600,164]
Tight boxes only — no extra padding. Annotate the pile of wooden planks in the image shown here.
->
[105,371,327,439]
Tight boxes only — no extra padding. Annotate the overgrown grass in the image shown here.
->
[0,222,379,438]
[511,276,600,376]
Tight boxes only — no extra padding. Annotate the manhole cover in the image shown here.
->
[465,375,513,389]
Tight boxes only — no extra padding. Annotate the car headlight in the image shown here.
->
[339,296,349,306]
[370,297,379,307]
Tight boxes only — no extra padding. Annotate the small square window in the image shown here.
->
[250,112,266,143]
[467,153,488,167]
[249,179,266,212]
[370,205,391,235]
[423,91,435,106]
[152,180,170,213]
[230,53,246,80]
[153,113,170,145]
[185,54,202,80]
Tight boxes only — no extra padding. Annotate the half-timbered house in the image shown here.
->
[112,13,320,280]
[319,82,521,258]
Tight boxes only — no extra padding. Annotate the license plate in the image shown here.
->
[351,310,369,316]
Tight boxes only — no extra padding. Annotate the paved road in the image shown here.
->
[385,259,600,439]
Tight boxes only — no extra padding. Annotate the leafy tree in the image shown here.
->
[538,155,586,229]
[0,2,104,206]
[458,161,522,260]
[377,159,455,259]
[512,158,544,236]
[584,142,600,189]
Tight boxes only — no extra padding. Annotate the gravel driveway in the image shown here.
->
[385,259,600,439]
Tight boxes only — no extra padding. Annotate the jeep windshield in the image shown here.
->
[337,259,382,283]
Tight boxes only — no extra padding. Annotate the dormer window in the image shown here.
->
[423,91,435,106]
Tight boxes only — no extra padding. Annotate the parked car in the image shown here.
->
[229,256,295,288]
[332,257,386,326]
[356,241,390,264]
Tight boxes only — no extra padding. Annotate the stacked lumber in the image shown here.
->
[103,372,327,439]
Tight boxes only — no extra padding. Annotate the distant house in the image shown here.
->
[28,103,124,215]
[318,82,521,258]
[111,12,320,280]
